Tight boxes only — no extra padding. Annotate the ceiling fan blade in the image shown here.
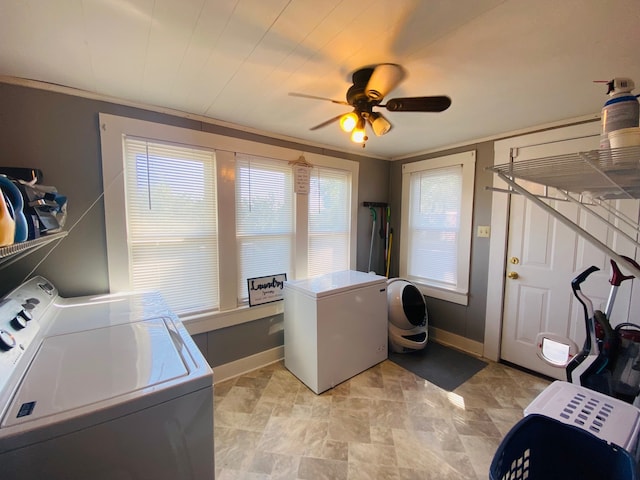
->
[365,64,406,101]
[382,96,451,112]
[309,114,344,131]
[288,92,349,106]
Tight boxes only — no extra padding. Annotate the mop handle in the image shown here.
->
[385,207,390,275]
[368,207,377,272]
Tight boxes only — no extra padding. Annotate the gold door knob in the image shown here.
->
[507,271,519,279]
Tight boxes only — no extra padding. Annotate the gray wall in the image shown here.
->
[0,81,498,365]
[389,142,496,344]
[0,82,390,367]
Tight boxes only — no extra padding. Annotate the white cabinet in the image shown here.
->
[283,270,388,394]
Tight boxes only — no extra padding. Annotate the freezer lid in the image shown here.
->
[284,270,387,298]
[2,318,188,427]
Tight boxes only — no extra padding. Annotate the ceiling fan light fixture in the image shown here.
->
[290,63,450,143]
[368,112,392,136]
[350,116,367,143]
[351,127,367,143]
[339,111,358,132]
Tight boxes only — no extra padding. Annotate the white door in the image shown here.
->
[499,134,639,379]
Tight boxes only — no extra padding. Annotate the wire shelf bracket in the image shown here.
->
[0,231,68,270]
[487,145,640,279]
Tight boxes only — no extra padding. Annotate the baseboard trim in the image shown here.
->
[212,346,284,384]
[211,330,483,384]
[429,326,484,358]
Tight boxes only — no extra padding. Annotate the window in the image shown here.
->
[234,158,353,300]
[236,154,294,302]
[308,166,352,277]
[399,151,475,305]
[99,113,359,328]
[123,138,218,314]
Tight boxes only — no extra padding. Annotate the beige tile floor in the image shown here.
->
[213,353,552,479]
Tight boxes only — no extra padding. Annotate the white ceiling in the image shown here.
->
[1,0,639,159]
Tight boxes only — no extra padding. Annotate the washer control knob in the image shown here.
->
[38,282,55,295]
[17,309,32,322]
[0,329,17,350]
[11,316,27,330]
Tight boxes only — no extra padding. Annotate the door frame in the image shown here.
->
[483,120,601,362]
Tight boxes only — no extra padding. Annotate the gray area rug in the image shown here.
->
[389,341,487,391]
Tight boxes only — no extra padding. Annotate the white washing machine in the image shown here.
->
[0,276,214,480]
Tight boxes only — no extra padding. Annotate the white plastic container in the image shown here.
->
[609,127,640,149]
[524,381,640,462]
[599,77,639,150]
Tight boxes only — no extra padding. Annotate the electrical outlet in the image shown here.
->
[477,226,491,238]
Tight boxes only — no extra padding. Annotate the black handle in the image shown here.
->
[571,265,600,293]
[615,322,640,333]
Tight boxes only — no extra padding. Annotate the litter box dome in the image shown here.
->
[387,278,427,329]
[387,278,428,353]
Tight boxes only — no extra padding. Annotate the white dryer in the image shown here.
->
[0,276,214,480]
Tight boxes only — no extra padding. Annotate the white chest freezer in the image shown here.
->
[283,270,388,394]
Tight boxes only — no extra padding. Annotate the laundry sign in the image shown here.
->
[293,164,310,194]
[247,273,287,307]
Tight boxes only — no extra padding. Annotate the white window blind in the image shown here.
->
[308,167,351,277]
[407,165,462,286]
[400,151,475,305]
[123,138,219,314]
[235,154,294,302]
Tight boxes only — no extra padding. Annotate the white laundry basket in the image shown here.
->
[524,380,640,463]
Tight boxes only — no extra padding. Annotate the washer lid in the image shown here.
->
[2,318,188,427]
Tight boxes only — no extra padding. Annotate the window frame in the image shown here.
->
[399,150,476,305]
[99,113,359,329]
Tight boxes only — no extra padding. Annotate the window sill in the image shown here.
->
[182,301,284,335]
[414,283,469,306]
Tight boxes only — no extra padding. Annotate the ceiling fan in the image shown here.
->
[289,63,451,146]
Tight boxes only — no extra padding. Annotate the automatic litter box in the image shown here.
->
[387,278,428,353]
